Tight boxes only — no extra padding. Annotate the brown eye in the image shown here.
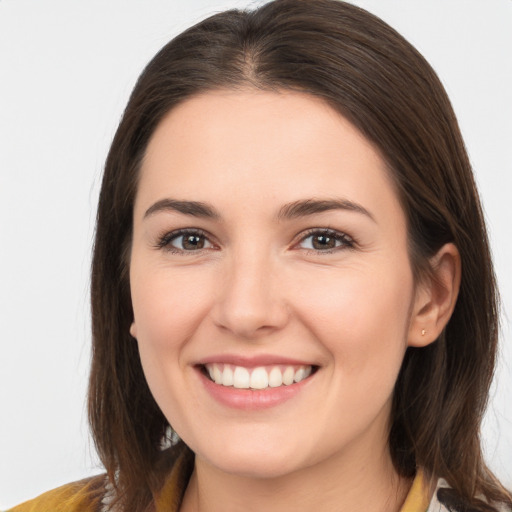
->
[311,234,336,250]
[181,234,206,250]
[298,230,353,252]
[160,230,214,252]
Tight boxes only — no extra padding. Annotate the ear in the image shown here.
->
[130,322,138,339]
[408,243,461,347]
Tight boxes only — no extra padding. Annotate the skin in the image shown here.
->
[129,90,460,512]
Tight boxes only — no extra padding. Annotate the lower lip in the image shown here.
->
[197,369,313,410]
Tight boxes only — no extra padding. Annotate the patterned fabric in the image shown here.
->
[427,480,457,512]
[426,480,511,512]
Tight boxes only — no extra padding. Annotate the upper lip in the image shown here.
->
[196,354,317,368]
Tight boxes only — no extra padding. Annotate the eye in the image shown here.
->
[297,229,354,252]
[157,229,215,253]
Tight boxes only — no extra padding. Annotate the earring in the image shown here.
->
[421,329,426,336]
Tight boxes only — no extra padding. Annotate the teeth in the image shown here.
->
[233,366,250,389]
[222,365,234,386]
[213,365,222,384]
[205,363,313,390]
[268,367,283,388]
[250,367,268,389]
[294,367,305,383]
[282,366,295,385]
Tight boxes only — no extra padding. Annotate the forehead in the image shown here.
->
[144,89,380,168]
[136,89,402,225]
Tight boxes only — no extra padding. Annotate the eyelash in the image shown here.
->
[155,228,355,255]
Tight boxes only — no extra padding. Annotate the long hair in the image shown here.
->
[88,1,511,510]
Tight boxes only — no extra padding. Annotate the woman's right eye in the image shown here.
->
[157,230,214,253]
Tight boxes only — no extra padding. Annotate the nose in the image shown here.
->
[212,250,290,340]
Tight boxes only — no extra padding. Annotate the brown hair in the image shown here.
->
[89,1,511,510]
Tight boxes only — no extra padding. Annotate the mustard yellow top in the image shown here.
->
[400,470,430,512]
[7,454,431,512]
[6,475,105,512]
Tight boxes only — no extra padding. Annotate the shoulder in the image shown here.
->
[6,474,107,512]
[5,443,193,512]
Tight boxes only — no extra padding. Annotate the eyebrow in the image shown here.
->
[143,197,375,223]
[144,199,220,220]
[277,198,376,223]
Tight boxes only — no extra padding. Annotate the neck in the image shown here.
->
[180,443,411,512]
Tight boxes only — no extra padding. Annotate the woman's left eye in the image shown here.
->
[297,230,354,252]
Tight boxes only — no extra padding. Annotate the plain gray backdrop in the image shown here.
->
[1,0,511,508]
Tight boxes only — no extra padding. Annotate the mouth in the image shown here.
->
[200,363,317,390]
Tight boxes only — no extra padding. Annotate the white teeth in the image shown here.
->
[222,365,234,386]
[294,367,305,383]
[205,363,313,390]
[250,367,269,389]
[213,364,222,385]
[268,366,283,388]
[282,366,295,386]
[233,366,250,389]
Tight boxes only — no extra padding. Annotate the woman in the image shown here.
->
[8,0,511,511]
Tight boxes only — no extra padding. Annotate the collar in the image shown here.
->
[155,452,433,512]
[400,469,432,512]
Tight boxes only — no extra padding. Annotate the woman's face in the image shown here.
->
[130,90,421,478]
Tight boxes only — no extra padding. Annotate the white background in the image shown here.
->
[0,0,511,508]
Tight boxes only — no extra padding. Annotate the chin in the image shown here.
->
[187,429,322,480]
[203,450,303,479]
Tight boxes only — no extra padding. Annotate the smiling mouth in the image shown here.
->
[201,363,317,390]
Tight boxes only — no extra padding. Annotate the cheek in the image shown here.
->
[129,263,215,411]
[130,263,213,350]
[129,268,215,436]
[293,260,413,373]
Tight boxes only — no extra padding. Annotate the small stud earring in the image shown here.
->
[421,329,426,336]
